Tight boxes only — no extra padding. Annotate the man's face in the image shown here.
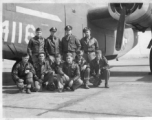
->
[96,53,102,60]
[50,31,56,36]
[66,56,73,64]
[84,30,91,38]
[22,56,29,63]
[55,57,61,64]
[77,54,83,60]
[36,31,42,37]
[65,30,72,35]
[38,54,45,61]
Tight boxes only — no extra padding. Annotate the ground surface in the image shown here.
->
[2,58,152,118]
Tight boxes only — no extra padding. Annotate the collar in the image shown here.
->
[35,36,43,40]
[49,35,56,39]
[38,60,45,65]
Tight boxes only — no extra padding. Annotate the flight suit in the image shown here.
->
[12,61,35,91]
[45,35,62,65]
[61,34,81,61]
[27,36,45,64]
[74,56,90,87]
[80,37,99,62]
[33,60,54,91]
[57,62,83,91]
[90,56,110,87]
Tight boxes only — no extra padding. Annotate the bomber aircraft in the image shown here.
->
[2,2,152,73]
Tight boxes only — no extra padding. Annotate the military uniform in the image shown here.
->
[45,27,61,65]
[74,54,90,88]
[33,60,54,91]
[51,61,64,91]
[27,28,45,64]
[12,61,36,93]
[80,27,99,62]
[90,55,110,88]
[57,61,83,91]
[61,25,81,60]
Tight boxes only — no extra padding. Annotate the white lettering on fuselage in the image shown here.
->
[25,24,35,44]
[11,22,16,43]
[18,22,22,43]
[2,20,9,42]
[2,20,35,44]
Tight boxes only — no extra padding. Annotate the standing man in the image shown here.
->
[12,53,36,94]
[147,39,152,74]
[75,50,90,89]
[57,53,83,92]
[80,27,99,62]
[27,28,45,64]
[61,25,81,61]
[90,50,110,88]
[33,52,54,92]
[45,27,61,65]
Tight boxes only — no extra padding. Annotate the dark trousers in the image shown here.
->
[34,71,53,91]
[57,75,83,90]
[81,67,90,86]
[17,72,33,89]
[90,69,110,87]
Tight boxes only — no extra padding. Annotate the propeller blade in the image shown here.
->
[116,7,126,51]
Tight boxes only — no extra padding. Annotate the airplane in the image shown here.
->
[2,2,152,73]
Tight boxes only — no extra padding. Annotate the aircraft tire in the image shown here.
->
[150,48,152,73]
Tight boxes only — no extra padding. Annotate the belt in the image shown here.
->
[84,51,95,54]
[64,51,75,53]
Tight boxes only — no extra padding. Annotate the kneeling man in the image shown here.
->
[90,50,110,88]
[12,53,36,94]
[34,52,54,91]
[57,53,83,92]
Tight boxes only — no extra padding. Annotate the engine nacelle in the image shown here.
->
[108,3,152,32]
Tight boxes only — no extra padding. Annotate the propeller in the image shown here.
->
[116,6,126,51]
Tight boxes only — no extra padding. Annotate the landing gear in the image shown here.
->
[150,49,152,74]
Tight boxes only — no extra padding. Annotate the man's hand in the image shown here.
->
[25,70,30,74]
[41,74,44,80]
[38,79,43,83]
[18,79,24,83]
[81,65,87,71]
[49,56,55,63]
[68,79,73,87]
[64,74,69,80]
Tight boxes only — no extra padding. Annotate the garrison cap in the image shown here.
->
[22,53,29,57]
[50,27,57,32]
[66,53,73,57]
[95,50,102,54]
[83,27,91,33]
[55,53,61,58]
[76,50,84,56]
[36,28,42,32]
[65,25,72,31]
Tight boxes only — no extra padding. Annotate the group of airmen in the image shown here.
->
[12,25,110,94]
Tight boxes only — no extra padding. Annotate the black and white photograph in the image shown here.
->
[2,0,152,118]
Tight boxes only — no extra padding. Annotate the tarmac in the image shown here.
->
[2,58,152,118]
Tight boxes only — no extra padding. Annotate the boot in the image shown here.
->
[105,83,109,88]
[26,89,31,94]
[84,84,90,89]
